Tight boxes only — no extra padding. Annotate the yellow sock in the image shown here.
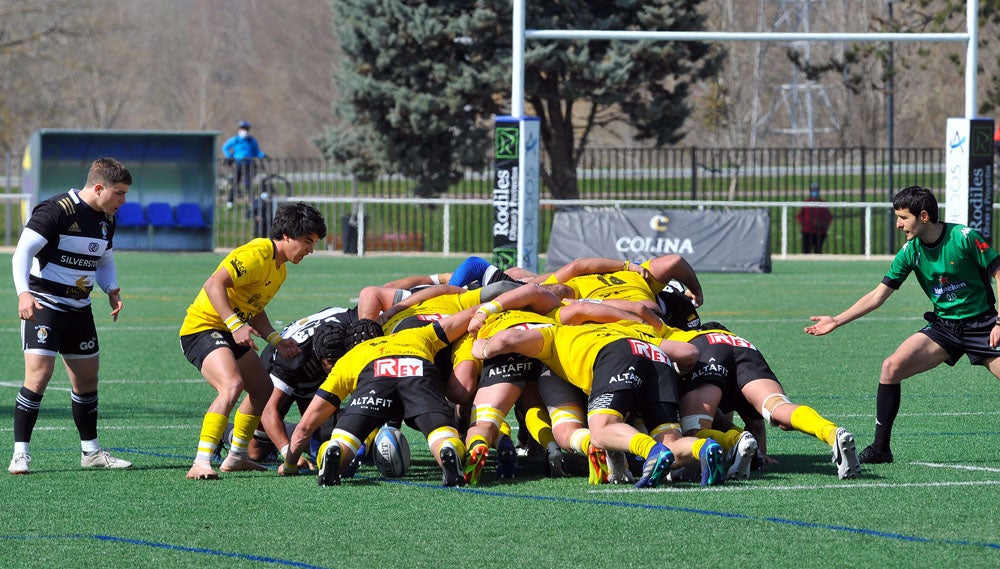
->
[499,420,512,438]
[523,407,557,448]
[195,412,228,463]
[696,428,743,451]
[691,438,707,458]
[468,434,489,450]
[428,426,466,458]
[569,429,591,455]
[364,428,379,448]
[628,433,657,459]
[231,410,261,455]
[790,405,838,446]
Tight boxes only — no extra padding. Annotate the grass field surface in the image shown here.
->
[0,253,997,568]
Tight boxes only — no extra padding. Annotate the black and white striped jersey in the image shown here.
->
[24,189,116,311]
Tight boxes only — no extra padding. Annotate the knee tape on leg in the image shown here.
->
[427,426,461,448]
[330,429,363,455]
[680,414,713,435]
[550,405,585,428]
[471,404,504,429]
[761,394,792,426]
[649,422,681,438]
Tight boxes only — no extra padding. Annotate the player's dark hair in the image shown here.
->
[892,186,939,223]
[346,318,383,349]
[698,321,730,332]
[313,321,349,361]
[270,202,327,240]
[87,157,132,187]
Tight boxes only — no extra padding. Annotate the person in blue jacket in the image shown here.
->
[221,120,266,208]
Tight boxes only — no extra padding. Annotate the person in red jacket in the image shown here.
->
[797,182,833,254]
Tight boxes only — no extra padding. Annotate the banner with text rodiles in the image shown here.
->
[545,207,771,273]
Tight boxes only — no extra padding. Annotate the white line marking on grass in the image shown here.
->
[589,480,1000,494]
[0,379,205,389]
[0,424,195,433]
[912,461,1000,473]
[98,379,206,385]
[0,381,71,392]
[836,411,1000,419]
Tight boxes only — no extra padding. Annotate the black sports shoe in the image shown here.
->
[858,444,894,464]
[317,441,342,486]
[440,441,465,487]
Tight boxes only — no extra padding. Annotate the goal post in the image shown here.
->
[502,0,989,264]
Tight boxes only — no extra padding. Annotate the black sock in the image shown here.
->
[71,391,99,442]
[873,383,901,451]
[14,387,43,443]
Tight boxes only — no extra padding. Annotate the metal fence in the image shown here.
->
[0,146,974,256]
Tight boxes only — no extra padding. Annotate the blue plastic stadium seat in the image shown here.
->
[174,202,208,228]
[146,202,175,228]
[116,202,147,227]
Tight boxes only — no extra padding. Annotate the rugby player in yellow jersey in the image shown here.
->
[530,254,705,310]
[461,294,693,485]
[180,202,326,480]
[279,307,484,487]
[466,281,700,483]
[472,315,724,488]
[672,322,862,480]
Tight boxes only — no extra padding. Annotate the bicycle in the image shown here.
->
[216,158,292,205]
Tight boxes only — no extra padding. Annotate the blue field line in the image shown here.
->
[0,534,333,569]
[391,480,1000,552]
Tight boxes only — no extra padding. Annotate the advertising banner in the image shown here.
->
[546,207,771,273]
[945,118,995,243]
[492,116,540,271]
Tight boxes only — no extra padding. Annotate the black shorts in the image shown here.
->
[180,329,254,371]
[22,305,98,358]
[920,311,1000,366]
[588,338,680,426]
[680,333,780,420]
[479,353,545,389]
[337,356,454,436]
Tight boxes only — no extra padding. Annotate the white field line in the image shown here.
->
[911,461,1000,473]
[0,379,204,390]
[590,479,1000,494]
[0,424,194,433]
[0,315,929,335]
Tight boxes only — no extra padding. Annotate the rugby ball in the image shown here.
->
[373,426,411,478]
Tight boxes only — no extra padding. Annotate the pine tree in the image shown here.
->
[317,0,722,198]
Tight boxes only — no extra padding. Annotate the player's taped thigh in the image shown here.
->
[761,393,793,426]
[680,414,713,435]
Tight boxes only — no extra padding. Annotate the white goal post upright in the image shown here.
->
[506,0,989,264]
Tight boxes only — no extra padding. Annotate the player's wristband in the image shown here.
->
[266,331,282,346]
[224,314,245,333]
[429,273,441,285]
[477,301,503,316]
[623,260,630,271]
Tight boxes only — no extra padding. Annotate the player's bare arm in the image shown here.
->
[805,283,894,336]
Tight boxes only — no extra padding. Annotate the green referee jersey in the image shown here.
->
[884,223,1000,319]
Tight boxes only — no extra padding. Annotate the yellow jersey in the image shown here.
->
[383,288,482,333]
[179,238,286,336]
[318,323,449,404]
